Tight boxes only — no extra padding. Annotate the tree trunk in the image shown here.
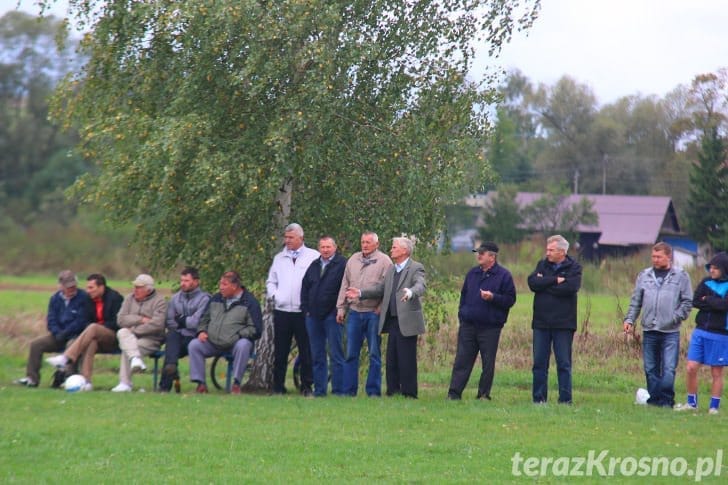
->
[275,177,293,233]
[244,177,292,391]
[242,297,275,391]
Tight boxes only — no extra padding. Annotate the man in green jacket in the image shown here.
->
[188,271,262,394]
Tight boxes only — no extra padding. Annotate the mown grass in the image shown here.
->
[0,367,724,483]
[2,264,725,483]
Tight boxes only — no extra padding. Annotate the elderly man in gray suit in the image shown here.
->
[346,237,426,398]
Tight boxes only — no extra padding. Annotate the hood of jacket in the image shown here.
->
[706,252,728,280]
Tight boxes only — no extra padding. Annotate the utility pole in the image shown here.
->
[573,169,579,194]
[602,153,608,194]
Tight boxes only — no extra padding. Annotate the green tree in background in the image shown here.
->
[479,184,524,243]
[0,11,82,223]
[51,0,540,284]
[686,126,728,249]
[685,71,728,251]
[521,188,597,242]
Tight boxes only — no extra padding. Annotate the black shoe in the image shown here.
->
[158,375,173,392]
[477,394,491,401]
[159,364,178,392]
[301,388,313,398]
[51,369,67,389]
[447,393,461,400]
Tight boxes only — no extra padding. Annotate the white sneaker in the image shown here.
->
[674,403,698,412]
[130,356,147,373]
[111,382,132,392]
[14,376,37,386]
[46,354,68,368]
[80,382,93,392]
[709,408,719,415]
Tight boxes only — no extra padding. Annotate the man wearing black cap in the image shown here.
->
[447,242,516,400]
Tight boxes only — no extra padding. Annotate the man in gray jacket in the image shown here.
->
[346,237,426,398]
[159,267,211,392]
[188,271,262,394]
[623,242,693,407]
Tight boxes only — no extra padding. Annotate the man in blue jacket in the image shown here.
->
[676,252,728,414]
[16,270,91,387]
[447,242,516,400]
[528,235,582,404]
[301,236,347,396]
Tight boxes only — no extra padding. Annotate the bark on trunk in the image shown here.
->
[242,297,275,391]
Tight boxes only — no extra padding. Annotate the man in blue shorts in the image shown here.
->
[676,252,728,414]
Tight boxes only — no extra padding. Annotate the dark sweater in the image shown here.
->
[458,263,516,328]
[693,252,728,335]
[527,255,582,330]
[301,253,347,319]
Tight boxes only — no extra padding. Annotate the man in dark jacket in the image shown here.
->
[675,252,728,413]
[17,270,92,387]
[301,236,347,396]
[188,271,262,394]
[528,235,582,404]
[447,242,516,400]
[45,273,123,390]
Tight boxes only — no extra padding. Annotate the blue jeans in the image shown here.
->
[343,310,382,396]
[642,330,680,407]
[305,311,344,396]
[532,328,574,403]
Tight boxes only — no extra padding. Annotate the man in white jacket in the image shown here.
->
[266,223,319,395]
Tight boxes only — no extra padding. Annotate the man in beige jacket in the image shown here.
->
[112,274,167,392]
[337,231,392,397]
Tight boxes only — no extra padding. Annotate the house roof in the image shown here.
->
[479,192,680,247]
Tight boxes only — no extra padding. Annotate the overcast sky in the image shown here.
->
[480,0,728,105]
[4,0,728,106]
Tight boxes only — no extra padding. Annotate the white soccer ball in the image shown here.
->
[635,387,650,405]
[63,374,87,393]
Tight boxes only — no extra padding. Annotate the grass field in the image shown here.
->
[1,274,726,483]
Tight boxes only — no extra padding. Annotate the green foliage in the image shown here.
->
[521,188,598,241]
[684,72,728,250]
[479,184,525,243]
[487,107,533,185]
[0,12,82,223]
[686,125,728,248]
[0,212,142,277]
[494,70,691,197]
[52,0,540,284]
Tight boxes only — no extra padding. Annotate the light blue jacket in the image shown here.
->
[624,266,693,333]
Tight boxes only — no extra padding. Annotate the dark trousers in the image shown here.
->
[532,328,574,403]
[163,331,194,367]
[385,317,418,398]
[159,331,194,390]
[27,333,68,384]
[448,324,502,399]
[273,310,313,393]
